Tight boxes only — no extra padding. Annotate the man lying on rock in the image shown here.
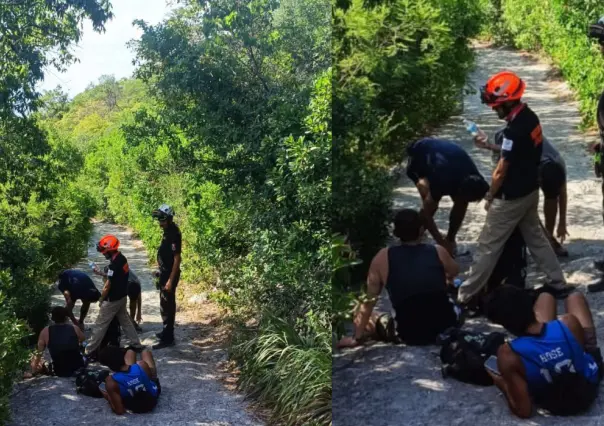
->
[337,208,462,348]
[406,137,490,256]
[485,285,603,418]
[99,346,161,414]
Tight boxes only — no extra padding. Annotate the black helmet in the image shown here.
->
[588,17,604,43]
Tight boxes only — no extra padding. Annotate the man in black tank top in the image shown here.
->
[337,209,462,348]
[30,306,86,377]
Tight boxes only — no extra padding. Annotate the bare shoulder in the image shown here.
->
[497,343,524,375]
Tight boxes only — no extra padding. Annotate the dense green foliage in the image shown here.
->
[0,1,110,422]
[482,0,604,129]
[41,0,331,423]
[332,0,484,331]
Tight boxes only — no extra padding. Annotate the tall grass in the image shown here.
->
[231,314,331,425]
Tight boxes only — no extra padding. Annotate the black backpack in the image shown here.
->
[487,226,527,292]
[438,327,506,386]
[75,368,111,398]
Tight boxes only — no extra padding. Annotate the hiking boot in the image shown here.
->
[554,245,569,258]
[134,323,143,333]
[153,340,175,350]
[588,278,604,293]
[594,260,604,272]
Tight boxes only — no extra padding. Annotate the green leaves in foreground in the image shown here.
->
[231,313,331,426]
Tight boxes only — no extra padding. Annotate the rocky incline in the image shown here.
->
[10,221,262,426]
[333,43,604,426]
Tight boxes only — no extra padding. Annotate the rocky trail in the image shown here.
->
[9,221,262,426]
[333,42,604,425]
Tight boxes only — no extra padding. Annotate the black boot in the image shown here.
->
[594,260,604,272]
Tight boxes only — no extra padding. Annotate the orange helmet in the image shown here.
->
[96,235,119,254]
[480,71,526,107]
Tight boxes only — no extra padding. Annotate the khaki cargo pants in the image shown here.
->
[458,190,566,304]
[84,297,141,355]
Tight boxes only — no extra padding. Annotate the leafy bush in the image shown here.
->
[0,1,110,421]
[485,0,604,129]
[332,0,484,306]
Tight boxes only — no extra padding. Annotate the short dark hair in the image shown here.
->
[485,285,536,336]
[125,390,158,413]
[393,209,422,242]
[51,306,68,323]
[534,372,598,415]
[458,175,489,202]
[99,346,126,372]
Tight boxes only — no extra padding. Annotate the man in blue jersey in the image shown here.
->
[99,346,161,414]
[406,138,489,255]
[485,285,602,418]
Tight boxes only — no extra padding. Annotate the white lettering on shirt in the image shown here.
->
[538,347,564,363]
[502,137,514,151]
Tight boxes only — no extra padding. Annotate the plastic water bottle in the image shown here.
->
[453,278,463,288]
[463,118,479,136]
[87,260,96,270]
[463,118,488,142]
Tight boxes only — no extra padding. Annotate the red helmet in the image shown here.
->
[96,235,119,254]
[480,71,526,107]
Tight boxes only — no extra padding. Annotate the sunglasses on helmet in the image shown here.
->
[479,85,499,105]
[589,23,604,42]
[151,211,169,221]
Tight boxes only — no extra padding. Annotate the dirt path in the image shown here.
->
[9,221,262,426]
[333,43,604,425]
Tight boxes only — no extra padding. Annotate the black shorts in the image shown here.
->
[74,288,101,303]
[128,281,141,300]
[539,161,565,199]
[375,294,462,345]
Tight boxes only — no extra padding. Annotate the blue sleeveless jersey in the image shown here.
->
[509,320,599,394]
[112,363,158,400]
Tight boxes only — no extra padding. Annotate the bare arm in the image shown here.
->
[558,182,567,226]
[486,159,509,200]
[137,293,142,320]
[435,244,459,280]
[416,178,446,245]
[104,376,126,415]
[73,324,85,343]
[31,328,48,372]
[353,249,387,341]
[63,291,78,324]
[99,278,111,302]
[492,344,533,418]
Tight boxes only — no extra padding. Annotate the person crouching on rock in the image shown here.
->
[337,208,462,348]
[406,137,490,256]
[476,129,569,257]
[484,285,602,418]
[99,346,161,414]
[29,306,86,377]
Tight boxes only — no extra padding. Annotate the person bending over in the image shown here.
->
[338,208,462,348]
[485,285,602,418]
[99,346,161,415]
[406,137,489,256]
[56,269,101,331]
[30,306,86,377]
